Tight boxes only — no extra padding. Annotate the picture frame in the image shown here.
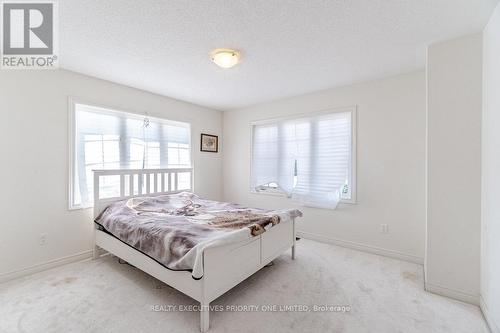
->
[200,133,219,153]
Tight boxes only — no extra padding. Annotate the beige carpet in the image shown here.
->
[0,239,488,333]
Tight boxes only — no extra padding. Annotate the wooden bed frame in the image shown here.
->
[92,168,296,332]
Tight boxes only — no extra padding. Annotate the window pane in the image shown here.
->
[103,135,119,141]
[103,141,120,163]
[129,160,143,169]
[179,149,190,166]
[84,134,102,141]
[130,139,143,164]
[99,175,121,199]
[84,140,102,164]
[145,142,160,168]
[168,148,180,166]
[177,172,191,190]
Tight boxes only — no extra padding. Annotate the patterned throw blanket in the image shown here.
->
[95,192,302,279]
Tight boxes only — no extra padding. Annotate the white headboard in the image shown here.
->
[93,168,193,218]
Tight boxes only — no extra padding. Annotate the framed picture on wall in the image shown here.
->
[200,133,219,153]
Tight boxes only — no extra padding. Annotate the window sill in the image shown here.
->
[250,190,287,197]
[250,190,357,205]
[68,205,93,211]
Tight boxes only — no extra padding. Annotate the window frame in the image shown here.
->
[68,97,193,210]
[249,106,357,206]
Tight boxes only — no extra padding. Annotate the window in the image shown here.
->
[251,107,356,208]
[69,101,191,209]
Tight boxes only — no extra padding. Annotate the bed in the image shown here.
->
[92,168,301,332]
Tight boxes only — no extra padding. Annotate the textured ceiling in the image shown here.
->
[60,0,498,111]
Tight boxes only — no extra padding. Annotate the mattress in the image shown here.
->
[94,192,302,279]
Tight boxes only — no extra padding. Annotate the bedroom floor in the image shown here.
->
[0,239,488,333]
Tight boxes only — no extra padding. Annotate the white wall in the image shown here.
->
[223,71,426,262]
[425,34,483,304]
[0,70,222,278]
[481,3,500,331]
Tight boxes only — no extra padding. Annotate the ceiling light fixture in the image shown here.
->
[210,48,240,69]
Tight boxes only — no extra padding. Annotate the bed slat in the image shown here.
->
[138,174,143,195]
[154,173,158,193]
[129,174,134,196]
[120,175,125,197]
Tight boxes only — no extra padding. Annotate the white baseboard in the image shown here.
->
[481,295,500,333]
[424,282,479,305]
[297,231,424,265]
[0,250,93,284]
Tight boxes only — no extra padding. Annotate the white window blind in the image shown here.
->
[70,103,191,208]
[251,109,354,208]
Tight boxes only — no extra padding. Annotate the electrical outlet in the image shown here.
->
[39,233,48,246]
[380,224,389,234]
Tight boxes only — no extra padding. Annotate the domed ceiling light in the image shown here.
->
[210,49,241,69]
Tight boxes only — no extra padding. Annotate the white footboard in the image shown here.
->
[203,220,295,303]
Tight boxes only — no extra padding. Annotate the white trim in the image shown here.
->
[424,282,479,305]
[249,105,356,126]
[0,250,93,284]
[349,107,358,203]
[67,96,194,126]
[93,167,193,175]
[68,97,77,210]
[69,98,190,128]
[249,105,358,205]
[480,295,500,333]
[297,231,424,264]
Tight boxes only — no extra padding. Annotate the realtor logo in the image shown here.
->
[1,1,58,69]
